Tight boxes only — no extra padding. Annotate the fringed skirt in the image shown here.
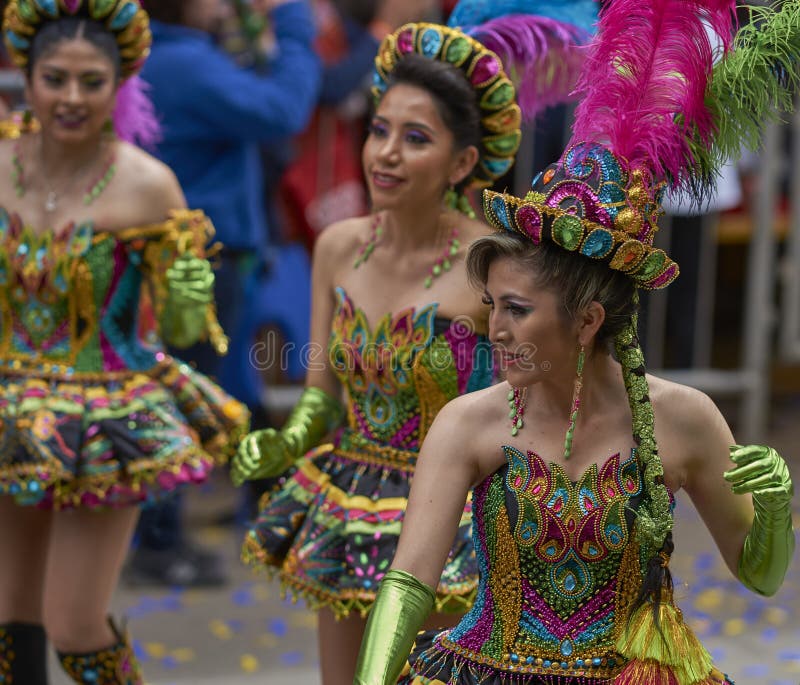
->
[399,630,736,685]
[0,356,249,509]
[242,433,477,619]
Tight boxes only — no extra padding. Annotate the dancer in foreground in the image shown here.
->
[355,1,798,683]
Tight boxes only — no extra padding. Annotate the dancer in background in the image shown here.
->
[0,1,248,682]
[354,1,798,683]
[232,1,597,682]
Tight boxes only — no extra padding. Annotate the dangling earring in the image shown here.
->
[563,344,585,460]
[444,183,459,210]
[444,183,476,219]
[508,386,526,437]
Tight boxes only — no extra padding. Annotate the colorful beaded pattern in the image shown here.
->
[4,0,151,80]
[0,208,249,508]
[242,287,494,618]
[373,22,521,189]
[483,142,679,289]
[409,447,643,681]
[59,636,143,685]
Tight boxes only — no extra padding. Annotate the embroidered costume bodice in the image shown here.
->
[0,207,207,378]
[440,446,644,680]
[328,286,493,461]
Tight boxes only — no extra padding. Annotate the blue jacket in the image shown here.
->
[142,3,321,250]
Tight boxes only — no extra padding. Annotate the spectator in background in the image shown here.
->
[125,0,321,587]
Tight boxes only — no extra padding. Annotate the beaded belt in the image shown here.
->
[437,633,623,681]
[333,428,418,471]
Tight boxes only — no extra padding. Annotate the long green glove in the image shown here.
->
[161,254,215,348]
[724,444,795,596]
[354,569,435,685]
[230,386,343,486]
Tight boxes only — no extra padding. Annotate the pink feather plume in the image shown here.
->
[471,16,591,119]
[113,75,161,150]
[569,0,737,184]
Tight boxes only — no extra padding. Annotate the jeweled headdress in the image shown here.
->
[372,0,598,189]
[2,1,157,147]
[485,0,800,291]
[4,0,151,80]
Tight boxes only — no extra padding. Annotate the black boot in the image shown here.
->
[57,618,142,684]
[0,622,49,684]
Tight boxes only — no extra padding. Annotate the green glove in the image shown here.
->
[230,386,343,486]
[724,444,795,596]
[161,254,215,348]
[354,569,435,685]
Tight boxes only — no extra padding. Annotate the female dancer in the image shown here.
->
[231,3,597,682]
[0,2,248,682]
[355,1,797,683]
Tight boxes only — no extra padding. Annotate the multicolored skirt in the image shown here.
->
[242,432,478,619]
[0,356,249,509]
[400,631,736,685]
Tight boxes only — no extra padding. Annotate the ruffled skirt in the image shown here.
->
[0,357,249,509]
[242,434,477,619]
[399,631,736,685]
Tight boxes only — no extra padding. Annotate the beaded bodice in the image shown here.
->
[0,208,169,377]
[328,287,492,457]
[443,446,644,680]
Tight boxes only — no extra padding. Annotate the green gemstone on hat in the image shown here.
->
[18,0,38,23]
[507,390,514,401]
[445,36,471,65]
[637,249,666,279]
[509,408,516,419]
[482,81,514,108]
[486,132,521,155]
[552,214,583,251]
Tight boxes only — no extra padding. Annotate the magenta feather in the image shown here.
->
[470,15,592,119]
[113,76,161,150]
[569,0,737,184]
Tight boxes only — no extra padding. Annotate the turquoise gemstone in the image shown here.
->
[543,660,551,668]
[560,640,574,657]
[592,657,602,666]
[564,573,576,591]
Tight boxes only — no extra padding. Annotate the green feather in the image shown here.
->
[686,0,800,195]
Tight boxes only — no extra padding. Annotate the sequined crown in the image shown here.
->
[373,22,521,189]
[4,0,151,80]
[483,142,679,290]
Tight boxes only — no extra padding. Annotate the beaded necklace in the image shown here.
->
[353,212,460,290]
[12,140,117,213]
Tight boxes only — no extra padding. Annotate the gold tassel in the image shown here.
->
[616,600,715,684]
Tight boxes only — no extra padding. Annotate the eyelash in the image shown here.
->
[482,297,530,317]
[41,75,106,90]
[368,123,431,144]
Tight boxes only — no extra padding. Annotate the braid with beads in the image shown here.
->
[613,290,674,619]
